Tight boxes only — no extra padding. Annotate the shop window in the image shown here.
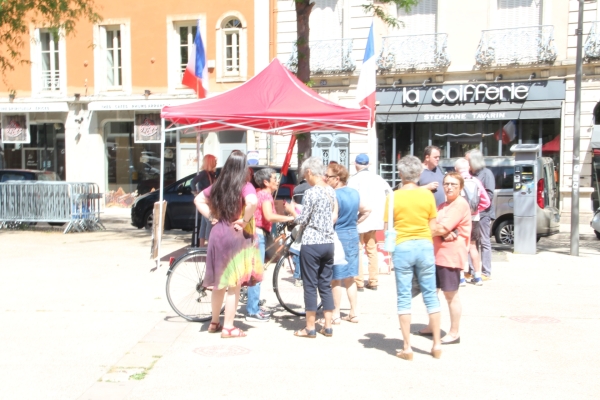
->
[216,13,247,82]
[104,122,176,201]
[1,123,65,179]
[311,132,349,168]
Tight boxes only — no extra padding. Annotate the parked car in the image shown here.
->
[131,165,297,260]
[131,165,297,230]
[591,208,600,240]
[0,169,60,182]
[439,156,560,245]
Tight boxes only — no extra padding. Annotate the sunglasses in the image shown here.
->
[324,174,338,179]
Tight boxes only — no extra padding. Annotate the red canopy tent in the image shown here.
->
[153,59,371,262]
[542,135,560,152]
[161,58,371,134]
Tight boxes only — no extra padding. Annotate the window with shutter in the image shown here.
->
[309,0,343,40]
[495,0,542,28]
[397,0,438,35]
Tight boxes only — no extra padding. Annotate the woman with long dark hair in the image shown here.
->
[194,150,262,338]
[192,154,217,247]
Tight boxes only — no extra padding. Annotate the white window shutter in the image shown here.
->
[120,23,132,94]
[98,26,107,92]
[310,0,343,40]
[397,0,438,35]
[495,0,542,28]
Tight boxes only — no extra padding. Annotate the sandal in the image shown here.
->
[341,315,359,323]
[220,326,246,338]
[208,322,223,333]
[319,327,333,337]
[396,350,413,361]
[317,317,341,325]
[293,328,316,338]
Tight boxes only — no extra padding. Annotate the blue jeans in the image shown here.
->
[247,233,265,315]
[292,254,302,279]
[392,239,440,315]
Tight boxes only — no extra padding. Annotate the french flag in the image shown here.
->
[356,22,376,124]
[182,20,209,98]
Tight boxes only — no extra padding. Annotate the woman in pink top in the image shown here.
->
[419,172,472,345]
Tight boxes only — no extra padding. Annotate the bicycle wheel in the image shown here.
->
[166,250,222,322]
[273,253,322,316]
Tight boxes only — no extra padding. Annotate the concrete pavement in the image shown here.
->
[1,212,599,399]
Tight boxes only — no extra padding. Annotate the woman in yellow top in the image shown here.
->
[384,155,442,360]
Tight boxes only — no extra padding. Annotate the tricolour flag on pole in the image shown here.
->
[182,20,209,98]
[494,120,518,145]
[356,22,376,124]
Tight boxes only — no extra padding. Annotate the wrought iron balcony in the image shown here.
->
[584,21,600,61]
[377,33,450,72]
[41,70,61,91]
[287,38,355,75]
[475,25,557,67]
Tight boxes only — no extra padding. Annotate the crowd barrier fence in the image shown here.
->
[0,181,105,233]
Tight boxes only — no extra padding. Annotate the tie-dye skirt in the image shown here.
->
[204,220,263,290]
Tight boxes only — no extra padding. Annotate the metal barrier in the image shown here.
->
[0,181,105,233]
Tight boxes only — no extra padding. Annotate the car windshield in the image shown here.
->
[1,173,26,182]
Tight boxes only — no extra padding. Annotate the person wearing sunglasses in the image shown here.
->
[418,171,472,346]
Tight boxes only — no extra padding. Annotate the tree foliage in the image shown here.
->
[0,0,101,80]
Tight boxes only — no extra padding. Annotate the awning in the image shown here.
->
[0,102,69,112]
[376,99,563,122]
[592,125,600,149]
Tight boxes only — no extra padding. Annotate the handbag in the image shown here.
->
[384,191,397,253]
[290,225,303,255]
[333,231,347,265]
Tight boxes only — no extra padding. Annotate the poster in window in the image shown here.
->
[134,113,162,143]
[1,114,29,143]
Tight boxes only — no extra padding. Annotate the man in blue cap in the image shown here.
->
[348,153,391,291]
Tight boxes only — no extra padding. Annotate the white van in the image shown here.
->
[439,156,560,244]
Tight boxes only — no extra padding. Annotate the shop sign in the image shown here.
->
[418,111,521,122]
[403,83,529,105]
[0,102,69,112]
[1,114,30,143]
[134,113,161,143]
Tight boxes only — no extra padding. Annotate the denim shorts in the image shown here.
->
[392,239,441,315]
[332,228,359,280]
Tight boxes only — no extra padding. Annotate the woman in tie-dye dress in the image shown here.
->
[194,150,263,338]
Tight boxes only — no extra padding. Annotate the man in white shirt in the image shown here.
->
[348,154,392,291]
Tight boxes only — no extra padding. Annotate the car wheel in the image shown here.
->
[143,210,153,230]
[495,220,514,245]
[595,230,600,240]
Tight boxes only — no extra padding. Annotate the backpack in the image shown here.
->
[461,178,480,215]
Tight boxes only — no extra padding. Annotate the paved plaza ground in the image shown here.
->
[1,211,599,399]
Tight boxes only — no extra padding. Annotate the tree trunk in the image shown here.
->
[295,0,313,84]
[295,0,314,169]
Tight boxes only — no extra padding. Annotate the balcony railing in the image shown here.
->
[41,70,61,91]
[377,33,450,72]
[475,25,557,67]
[287,38,355,75]
[584,21,600,61]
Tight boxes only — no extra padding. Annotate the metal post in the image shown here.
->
[392,124,397,188]
[571,0,584,256]
[157,118,166,267]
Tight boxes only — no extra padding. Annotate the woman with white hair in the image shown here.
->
[384,155,442,360]
[285,157,338,338]
[465,149,495,281]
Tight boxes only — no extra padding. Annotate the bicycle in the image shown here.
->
[271,225,322,316]
[166,249,223,322]
[166,224,320,321]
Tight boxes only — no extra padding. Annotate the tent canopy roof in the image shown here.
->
[161,59,371,135]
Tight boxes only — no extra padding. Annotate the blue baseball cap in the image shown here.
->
[355,154,369,165]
